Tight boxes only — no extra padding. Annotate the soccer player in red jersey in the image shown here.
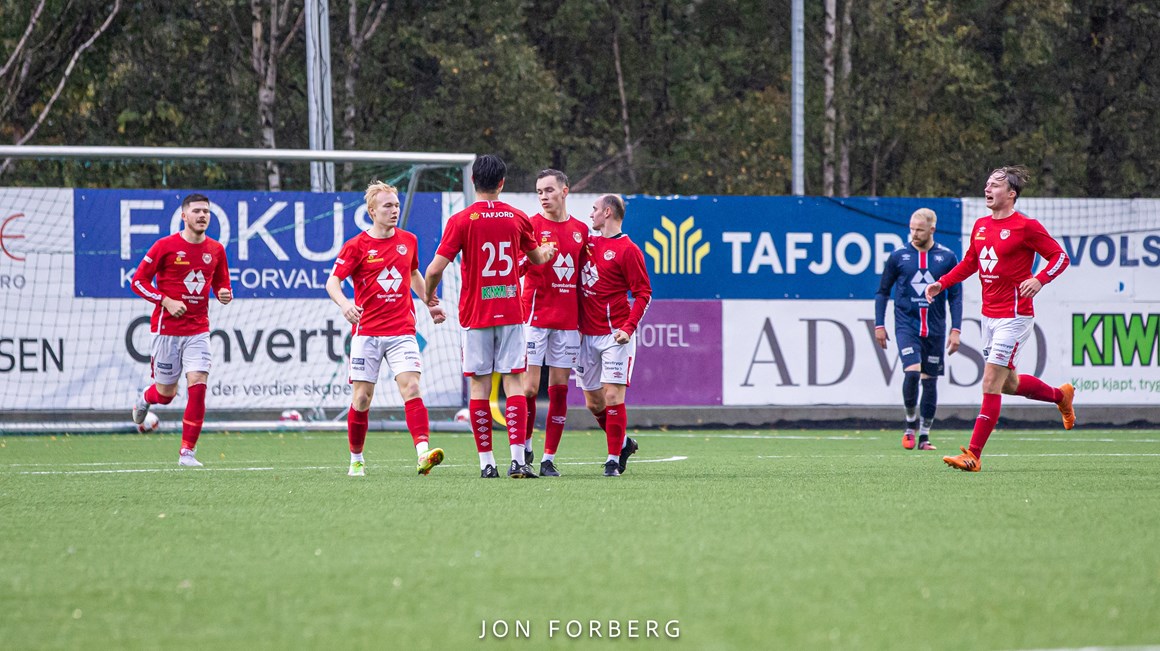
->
[424,155,557,479]
[327,181,447,478]
[130,193,232,467]
[517,169,588,477]
[925,166,1075,472]
[577,195,652,477]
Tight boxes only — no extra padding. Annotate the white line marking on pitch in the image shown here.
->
[11,457,687,476]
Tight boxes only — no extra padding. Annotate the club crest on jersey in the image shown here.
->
[1000,229,1011,240]
[202,253,212,264]
[396,244,407,255]
[604,250,616,260]
[573,232,582,243]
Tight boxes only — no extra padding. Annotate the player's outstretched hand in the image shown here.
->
[342,303,363,325]
[429,304,446,325]
[924,281,943,301]
[217,288,233,305]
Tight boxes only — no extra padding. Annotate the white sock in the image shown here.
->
[905,407,917,421]
[524,438,533,452]
[350,452,364,463]
[607,454,619,463]
[416,441,429,457]
[620,436,630,451]
[543,452,555,462]
[510,444,525,463]
[479,451,495,470]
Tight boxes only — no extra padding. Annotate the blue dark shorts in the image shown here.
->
[895,328,945,376]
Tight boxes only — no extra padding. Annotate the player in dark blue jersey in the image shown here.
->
[875,208,963,450]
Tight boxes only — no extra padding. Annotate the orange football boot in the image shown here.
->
[1057,383,1076,430]
[942,446,981,472]
[902,431,916,450]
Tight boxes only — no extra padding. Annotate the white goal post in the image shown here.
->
[0,145,476,434]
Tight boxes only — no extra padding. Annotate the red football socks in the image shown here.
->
[505,395,527,447]
[1015,374,1063,403]
[544,384,568,455]
[605,405,627,455]
[144,385,174,405]
[525,398,537,445]
[347,406,369,454]
[470,399,492,452]
[968,393,1002,459]
[595,407,608,433]
[181,383,207,451]
[404,397,430,446]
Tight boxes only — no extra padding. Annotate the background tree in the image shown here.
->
[1,0,1157,198]
[0,0,120,175]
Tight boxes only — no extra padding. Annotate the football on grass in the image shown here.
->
[136,412,160,433]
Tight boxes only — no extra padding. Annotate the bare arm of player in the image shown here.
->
[525,242,557,265]
[411,270,445,324]
[947,329,961,355]
[160,296,187,317]
[924,281,943,301]
[424,254,451,307]
[325,274,362,324]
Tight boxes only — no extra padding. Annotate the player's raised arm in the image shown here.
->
[412,269,445,324]
[212,244,232,305]
[520,215,556,265]
[424,254,451,307]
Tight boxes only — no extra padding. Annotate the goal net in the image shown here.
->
[0,151,474,430]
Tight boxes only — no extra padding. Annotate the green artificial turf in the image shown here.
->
[1,427,1158,650]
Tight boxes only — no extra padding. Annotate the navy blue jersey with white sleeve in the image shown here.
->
[875,243,963,337]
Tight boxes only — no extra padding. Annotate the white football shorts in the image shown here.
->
[981,316,1035,369]
[525,325,580,368]
[575,333,636,391]
[462,325,527,376]
[349,334,423,383]
[151,332,212,385]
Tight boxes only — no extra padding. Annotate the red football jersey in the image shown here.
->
[520,214,588,330]
[578,234,652,337]
[938,211,1069,318]
[331,229,420,336]
[131,233,231,336]
[436,200,536,328]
